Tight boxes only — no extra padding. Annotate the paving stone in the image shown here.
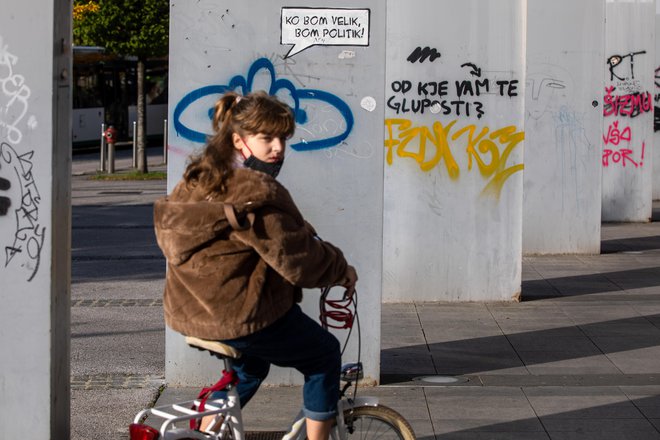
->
[541,418,660,440]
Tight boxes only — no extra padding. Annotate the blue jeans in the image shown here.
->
[211,305,341,421]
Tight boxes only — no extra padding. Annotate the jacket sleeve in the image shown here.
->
[233,205,348,289]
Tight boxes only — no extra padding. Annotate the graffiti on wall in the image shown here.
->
[603,50,650,169]
[0,36,44,282]
[385,48,523,199]
[0,36,36,145]
[0,142,44,281]
[384,118,524,199]
[654,66,660,132]
[173,57,353,152]
[387,60,519,120]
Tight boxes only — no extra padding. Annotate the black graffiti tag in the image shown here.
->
[407,46,441,63]
[0,176,9,215]
[0,142,44,282]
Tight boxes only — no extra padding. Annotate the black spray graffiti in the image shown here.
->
[388,60,519,119]
[0,142,44,282]
[0,176,9,215]
[607,51,646,82]
[407,47,441,63]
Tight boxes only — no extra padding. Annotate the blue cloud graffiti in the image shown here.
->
[173,58,354,151]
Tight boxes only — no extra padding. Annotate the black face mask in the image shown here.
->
[243,155,284,178]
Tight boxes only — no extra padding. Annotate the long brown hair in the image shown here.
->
[183,91,295,194]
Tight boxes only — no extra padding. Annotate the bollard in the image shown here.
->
[163,119,168,165]
[103,126,118,174]
[132,121,137,169]
[100,123,106,172]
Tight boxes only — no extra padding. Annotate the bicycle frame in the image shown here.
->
[132,376,244,440]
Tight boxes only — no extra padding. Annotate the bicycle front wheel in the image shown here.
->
[342,405,416,440]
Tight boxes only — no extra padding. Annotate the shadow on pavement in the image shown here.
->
[522,267,660,300]
[415,393,660,439]
[381,313,660,377]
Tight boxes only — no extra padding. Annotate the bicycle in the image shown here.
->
[129,287,416,440]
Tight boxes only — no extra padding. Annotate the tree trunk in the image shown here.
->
[136,58,148,173]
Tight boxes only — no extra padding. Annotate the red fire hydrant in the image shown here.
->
[103,126,118,173]
[103,126,117,144]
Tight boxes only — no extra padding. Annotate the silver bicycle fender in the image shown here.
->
[332,396,381,440]
[340,396,380,410]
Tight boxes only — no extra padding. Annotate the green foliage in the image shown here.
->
[73,0,169,59]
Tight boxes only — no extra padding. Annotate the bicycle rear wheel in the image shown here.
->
[342,405,416,440]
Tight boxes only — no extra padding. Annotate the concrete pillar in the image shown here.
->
[523,0,604,254]
[383,0,526,301]
[167,1,385,385]
[602,0,654,221]
[0,0,71,438]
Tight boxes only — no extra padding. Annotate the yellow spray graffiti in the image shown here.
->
[384,118,524,199]
[384,119,460,178]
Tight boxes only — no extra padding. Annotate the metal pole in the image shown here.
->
[100,123,106,172]
[163,119,168,165]
[132,121,137,168]
[108,141,115,174]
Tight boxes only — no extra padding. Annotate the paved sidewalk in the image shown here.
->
[158,217,660,440]
[71,151,660,439]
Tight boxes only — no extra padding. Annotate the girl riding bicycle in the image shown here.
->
[154,91,358,440]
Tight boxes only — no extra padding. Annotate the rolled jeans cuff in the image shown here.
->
[303,407,337,421]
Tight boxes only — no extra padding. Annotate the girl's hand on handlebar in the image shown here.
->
[342,265,358,299]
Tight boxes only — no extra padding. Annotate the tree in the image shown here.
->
[73,0,169,173]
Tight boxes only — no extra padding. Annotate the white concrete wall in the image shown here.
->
[523,0,604,254]
[602,0,655,221]
[0,0,71,438]
[383,0,525,301]
[168,1,385,385]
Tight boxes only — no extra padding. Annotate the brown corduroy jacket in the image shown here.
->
[153,168,348,340]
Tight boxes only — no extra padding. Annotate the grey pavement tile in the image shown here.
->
[578,320,660,337]
[496,320,585,337]
[490,299,564,309]
[621,386,660,415]
[381,358,435,375]
[381,334,427,348]
[547,276,623,297]
[519,353,621,375]
[602,347,660,374]
[422,326,504,343]
[524,387,642,419]
[630,304,660,314]
[561,307,642,323]
[425,388,538,421]
[620,385,660,399]
[72,388,162,440]
[416,304,493,320]
[506,333,599,354]
[541,418,660,440]
[589,335,660,353]
[651,419,660,431]
[437,432,550,440]
[432,418,545,434]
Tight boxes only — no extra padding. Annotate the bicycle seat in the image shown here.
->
[185,336,242,359]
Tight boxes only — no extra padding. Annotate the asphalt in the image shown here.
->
[71,147,660,439]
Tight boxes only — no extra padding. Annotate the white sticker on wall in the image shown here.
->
[338,50,356,59]
[430,102,442,114]
[281,7,370,58]
[361,96,376,112]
